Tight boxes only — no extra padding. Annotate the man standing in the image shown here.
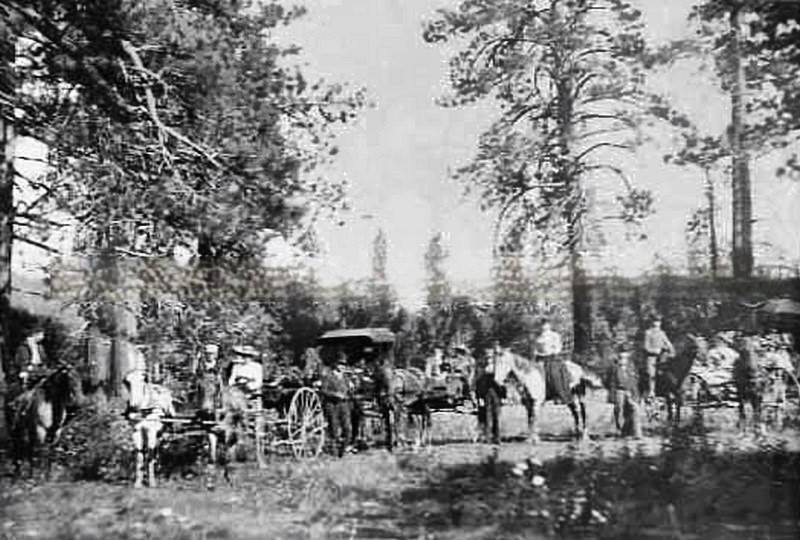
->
[643,316,675,401]
[608,346,641,438]
[535,319,570,404]
[319,354,352,457]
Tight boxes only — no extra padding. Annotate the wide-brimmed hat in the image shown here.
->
[454,344,469,353]
[232,345,259,358]
[713,332,733,346]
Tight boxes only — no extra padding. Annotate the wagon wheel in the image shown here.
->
[287,387,326,458]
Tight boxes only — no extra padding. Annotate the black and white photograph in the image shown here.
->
[1,1,799,538]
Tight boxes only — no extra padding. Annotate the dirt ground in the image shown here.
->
[2,399,799,540]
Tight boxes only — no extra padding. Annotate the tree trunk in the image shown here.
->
[556,74,590,356]
[704,167,719,279]
[0,18,14,444]
[110,254,139,396]
[570,235,591,357]
[729,5,754,278]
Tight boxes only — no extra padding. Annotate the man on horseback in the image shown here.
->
[535,319,570,404]
[643,316,674,401]
[15,327,49,391]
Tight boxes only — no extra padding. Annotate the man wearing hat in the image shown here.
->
[319,351,353,456]
[15,326,50,389]
[607,345,641,438]
[642,316,674,401]
[228,345,263,395]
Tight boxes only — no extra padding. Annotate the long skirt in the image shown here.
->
[543,357,571,403]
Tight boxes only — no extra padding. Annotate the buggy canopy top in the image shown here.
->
[317,327,396,345]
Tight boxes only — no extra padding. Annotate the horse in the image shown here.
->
[390,367,431,450]
[123,369,176,488]
[195,367,267,482]
[372,358,402,451]
[645,334,707,425]
[7,363,85,478]
[476,348,603,443]
[731,335,774,435]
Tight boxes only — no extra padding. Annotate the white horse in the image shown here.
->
[123,369,176,488]
[478,348,602,443]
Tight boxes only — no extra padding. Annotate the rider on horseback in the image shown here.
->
[535,319,570,404]
[15,327,49,391]
[643,316,674,401]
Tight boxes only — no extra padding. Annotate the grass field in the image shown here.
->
[1,399,798,540]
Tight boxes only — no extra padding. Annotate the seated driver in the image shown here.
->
[707,333,739,372]
[452,345,476,400]
[228,345,263,395]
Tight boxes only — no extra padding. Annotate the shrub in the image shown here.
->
[54,399,135,481]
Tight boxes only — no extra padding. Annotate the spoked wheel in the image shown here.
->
[287,387,326,459]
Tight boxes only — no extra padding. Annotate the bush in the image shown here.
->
[54,397,214,482]
[54,399,135,481]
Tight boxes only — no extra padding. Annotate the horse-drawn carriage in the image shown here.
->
[122,343,327,487]
[314,328,480,450]
[161,348,327,465]
[315,327,398,449]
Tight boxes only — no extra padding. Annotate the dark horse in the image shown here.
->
[372,354,435,451]
[7,363,85,477]
[193,366,267,484]
[390,367,432,449]
[646,334,707,424]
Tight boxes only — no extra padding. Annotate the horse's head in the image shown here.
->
[123,369,150,411]
[490,348,514,385]
[682,334,709,362]
[45,363,86,408]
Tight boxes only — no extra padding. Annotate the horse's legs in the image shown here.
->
[146,428,157,488]
[132,427,145,488]
[753,394,765,436]
[485,387,501,444]
[525,396,539,444]
[222,428,236,484]
[254,412,267,469]
[567,401,581,439]
[205,431,219,488]
[424,405,432,447]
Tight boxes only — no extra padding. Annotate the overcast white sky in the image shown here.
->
[13,0,800,307]
[274,0,800,305]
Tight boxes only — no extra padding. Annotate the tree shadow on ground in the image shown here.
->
[389,431,800,540]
